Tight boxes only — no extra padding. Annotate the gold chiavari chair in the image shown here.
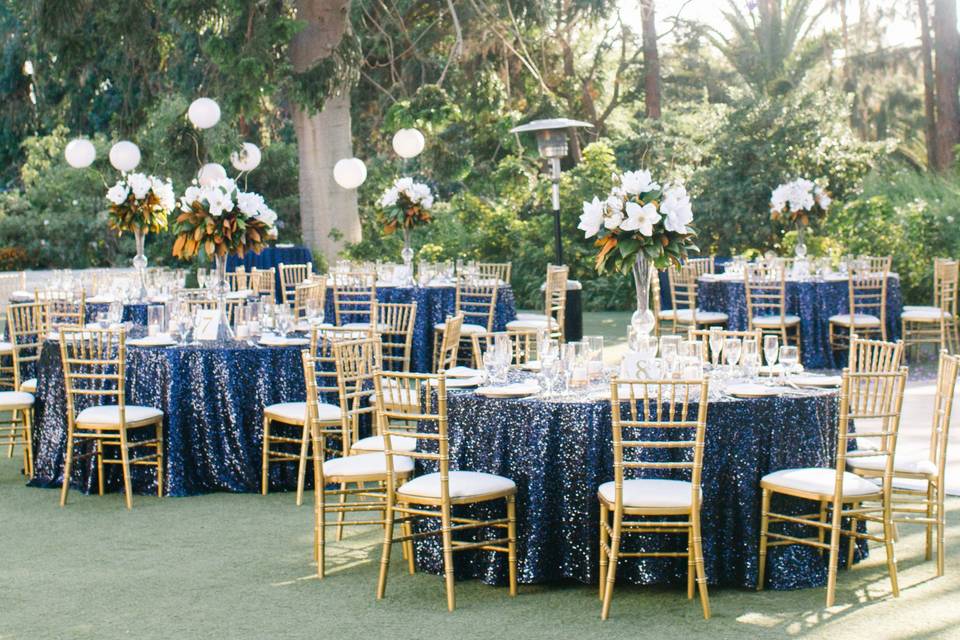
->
[433,313,464,373]
[477,261,512,285]
[36,289,85,330]
[599,377,712,620]
[261,327,362,505]
[509,264,568,342]
[662,262,728,334]
[686,328,762,364]
[225,266,248,291]
[848,351,958,576]
[758,367,908,607]
[332,271,378,329]
[479,330,538,366]
[377,302,417,372]
[829,261,891,351]
[745,263,801,357]
[848,335,904,373]
[292,279,326,322]
[0,303,41,476]
[279,261,313,306]
[374,370,517,611]
[306,338,414,577]
[433,276,499,368]
[902,259,959,357]
[0,271,27,332]
[248,267,276,300]
[59,328,164,509]
[860,255,893,273]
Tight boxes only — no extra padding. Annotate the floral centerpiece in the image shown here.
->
[172,177,278,339]
[106,173,176,299]
[378,177,434,282]
[578,169,698,334]
[769,178,831,258]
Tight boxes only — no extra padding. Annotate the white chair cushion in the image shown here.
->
[901,308,949,322]
[19,378,37,393]
[598,478,697,509]
[665,309,728,324]
[341,322,391,332]
[848,454,938,477]
[433,322,488,336]
[752,314,801,327]
[903,305,937,313]
[351,435,418,453]
[657,309,674,320]
[322,452,413,478]
[515,313,548,322]
[265,401,340,423]
[505,319,549,331]
[76,404,162,426]
[761,468,880,498]
[0,391,34,409]
[829,313,881,327]
[0,341,12,354]
[397,470,515,499]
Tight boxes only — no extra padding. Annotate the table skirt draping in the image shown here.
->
[86,302,149,326]
[412,390,863,590]
[28,339,313,496]
[324,284,517,373]
[697,277,903,369]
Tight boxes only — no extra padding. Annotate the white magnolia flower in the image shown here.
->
[604,209,624,230]
[128,173,151,200]
[395,177,414,192]
[207,189,234,217]
[106,183,129,206]
[605,195,624,212]
[621,201,661,236]
[152,177,176,211]
[380,187,399,208]
[814,187,831,210]
[620,169,660,196]
[237,191,265,217]
[661,183,694,234]
[577,197,605,238]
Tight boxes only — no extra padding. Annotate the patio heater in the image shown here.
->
[509,118,593,265]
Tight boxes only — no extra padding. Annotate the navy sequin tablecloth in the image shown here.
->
[324,284,517,373]
[29,338,311,497]
[86,302,149,326]
[413,388,853,591]
[697,275,903,369]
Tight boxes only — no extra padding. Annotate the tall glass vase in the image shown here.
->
[630,254,655,336]
[213,253,235,341]
[794,224,808,259]
[401,227,414,286]
[132,228,149,301]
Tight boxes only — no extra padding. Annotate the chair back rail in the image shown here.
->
[332,272,378,327]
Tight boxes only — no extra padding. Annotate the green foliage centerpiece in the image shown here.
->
[378,177,434,284]
[106,173,176,300]
[578,170,698,335]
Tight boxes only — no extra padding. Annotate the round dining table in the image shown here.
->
[324,282,517,373]
[411,381,859,591]
[28,334,313,497]
[696,273,903,369]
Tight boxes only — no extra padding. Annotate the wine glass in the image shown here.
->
[708,327,724,369]
[636,335,658,361]
[585,335,604,382]
[540,350,558,398]
[763,335,779,374]
[483,350,499,384]
[741,338,759,378]
[275,308,293,340]
[724,337,742,374]
[779,345,799,379]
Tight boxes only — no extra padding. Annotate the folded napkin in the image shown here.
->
[258,335,310,347]
[10,290,32,301]
[475,381,540,398]
[86,295,116,304]
[446,376,485,388]
[447,365,484,378]
[128,334,176,347]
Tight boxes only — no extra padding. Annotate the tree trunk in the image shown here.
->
[933,0,960,171]
[290,0,360,262]
[640,0,661,119]
[919,0,938,168]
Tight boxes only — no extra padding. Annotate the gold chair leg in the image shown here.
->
[5,408,13,458]
[600,511,621,620]
[60,425,75,507]
[825,499,843,607]
[846,502,858,569]
[687,533,695,600]
[818,500,827,555]
[401,505,415,575]
[310,434,322,565]
[441,503,456,612]
[692,515,710,620]
[757,489,770,591]
[316,481,326,578]
[377,497,395,599]
[295,423,310,507]
[96,438,105,496]
[118,433,134,510]
[598,503,608,600]
[261,416,270,496]
[22,410,34,479]
[156,421,164,497]
[883,496,900,598]
[936,480,946,577]
[507,494,517,597]
[925,483,934,562]
[335,482,347,541]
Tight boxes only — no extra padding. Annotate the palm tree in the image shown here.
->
[706,0,834,95]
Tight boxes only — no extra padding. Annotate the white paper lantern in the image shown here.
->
[198,163,228,187]
[64,138,96,168]
[392,128,425,159]
[109,140,141,172]
[230,142,262,172]
[333,158,367,189]
[188,97,221,129]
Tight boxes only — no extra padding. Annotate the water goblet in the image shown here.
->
[723,337,742,375]
[779,345,799,380]
[708,327,724,369]
[741,338,759,378]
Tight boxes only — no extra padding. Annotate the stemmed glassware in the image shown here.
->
[763,335,779,382]
[741,337,760,378]
[585,335,604,382]
[779,345,799,381]
[275,306,293,340]
[724,337,742,376]
[708,327,724,370]
[659,335,680,376]
[539,339,559,398]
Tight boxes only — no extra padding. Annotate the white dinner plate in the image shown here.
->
[128,335,176,347]
[726,383,787,398]
[446,376,484,388]
[476,382,540,398]
[789,375,842,387]
[258,336,310,347]
[520,360,541,372]
[446,366,484,378]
